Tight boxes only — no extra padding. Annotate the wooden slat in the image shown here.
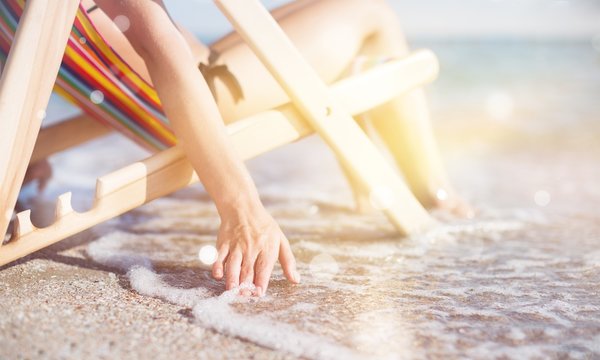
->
[0,0,80,243]
[0,53,437,265]
[214,0,435,235]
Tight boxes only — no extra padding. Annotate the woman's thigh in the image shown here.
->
[210,0,383,122]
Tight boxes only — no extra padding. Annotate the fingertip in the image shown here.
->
[293,270,301,284]
[213,245,229,280]
[226,280,238,291]
[282,262,300,284]
[255,279,268,296]
[259,285,268,297]
[212,267,223,280]
[225,252,242,291]
[226,274,239,290]
[279,237,299,283]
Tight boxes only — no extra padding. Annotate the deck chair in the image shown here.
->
[0,0,438,266]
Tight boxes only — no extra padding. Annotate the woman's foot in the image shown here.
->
[421,187,474,219]
[14,160,52,213]
[23,159,52,192]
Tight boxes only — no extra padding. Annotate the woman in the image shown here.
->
[81,0,470,296]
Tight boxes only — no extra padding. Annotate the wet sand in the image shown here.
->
[1,42,599,359]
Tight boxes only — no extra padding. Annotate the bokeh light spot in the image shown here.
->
[113,15,131,32]
[90,90,105,105]
[309,253,339,280]
[435,188,448,202]
[534,190,551,207]
[198,245,218,265]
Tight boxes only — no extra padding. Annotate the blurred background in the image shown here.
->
[168,0,600,40]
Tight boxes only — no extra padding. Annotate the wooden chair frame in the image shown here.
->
[0,0,437,266]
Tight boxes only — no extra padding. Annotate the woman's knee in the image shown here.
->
[97,0,184,61]
[319,0,408,53]
[352,0,410,55]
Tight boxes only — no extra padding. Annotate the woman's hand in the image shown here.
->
[212,202,300,296]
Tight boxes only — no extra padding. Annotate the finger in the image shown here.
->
[240,254,257,284]
[254,251,277,296]
[225,250,242,290]
[279,236,300,284]
[239,254,257,296]
[212,243,229,280]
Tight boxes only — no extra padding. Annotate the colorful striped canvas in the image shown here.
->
[0,0,176,151]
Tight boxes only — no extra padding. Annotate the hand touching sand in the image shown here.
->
[212,204,300,296]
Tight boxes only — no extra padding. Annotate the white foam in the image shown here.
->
[128,266,209,308]
[86,232,152,271]
[506,327,527,341]
[287,302,318,312]
[87,232,362,359]
[416,219,525,242]
[293,220,525,263]
[193,294,360,360]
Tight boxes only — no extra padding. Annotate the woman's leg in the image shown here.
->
[89,0,469,215]
[350,1,473,216]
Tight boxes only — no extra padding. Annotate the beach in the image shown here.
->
[1,39,599,359]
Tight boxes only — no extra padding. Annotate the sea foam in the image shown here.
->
[87,233,362,360]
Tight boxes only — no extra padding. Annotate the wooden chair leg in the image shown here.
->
[0,0,80,241]
[339,160,373,213]
[215,0,436,235]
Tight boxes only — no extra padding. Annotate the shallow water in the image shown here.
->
[15,41,600,358]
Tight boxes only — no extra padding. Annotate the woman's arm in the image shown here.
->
[94,0,299,295]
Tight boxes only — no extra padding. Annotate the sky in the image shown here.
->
[164,0,600,40]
